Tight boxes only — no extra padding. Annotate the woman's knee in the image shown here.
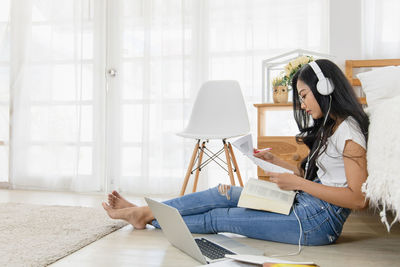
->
[217,184,231,200]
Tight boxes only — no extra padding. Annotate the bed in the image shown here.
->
[346,58,400,230]
[345,58,400,104]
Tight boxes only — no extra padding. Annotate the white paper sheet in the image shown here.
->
[225,254,315,265]
[232,134,293,174]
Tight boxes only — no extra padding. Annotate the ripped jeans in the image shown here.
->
[151,184,351,246]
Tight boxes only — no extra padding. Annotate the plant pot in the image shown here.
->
[273,85,289,103]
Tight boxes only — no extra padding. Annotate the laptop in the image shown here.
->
[145,197,264,264]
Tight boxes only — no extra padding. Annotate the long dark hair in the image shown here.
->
[292,59,369,180]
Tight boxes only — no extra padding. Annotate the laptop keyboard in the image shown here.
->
[195,238,235,260]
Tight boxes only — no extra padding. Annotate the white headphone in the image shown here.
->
[304,61,334,179]
[308,61,334,95]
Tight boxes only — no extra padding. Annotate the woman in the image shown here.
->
[103,59,369,246]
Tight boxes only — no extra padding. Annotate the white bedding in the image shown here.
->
[358,67,400,230]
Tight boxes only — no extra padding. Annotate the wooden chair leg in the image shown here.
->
[192,141,206,193]
[228,142,244,187]
[223,140,235,186]
[180,140,200,196]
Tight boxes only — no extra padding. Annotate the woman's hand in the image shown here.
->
[254,148,300,176]
[253,148,274,163]
[265,171,305,191]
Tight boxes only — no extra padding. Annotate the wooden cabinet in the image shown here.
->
[254,103,309,180]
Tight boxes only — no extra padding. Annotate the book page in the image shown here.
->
[232,134,293,174]
[243,178,296,201]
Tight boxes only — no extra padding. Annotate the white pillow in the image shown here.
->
[357,66,400,108]
[363,94,400,230]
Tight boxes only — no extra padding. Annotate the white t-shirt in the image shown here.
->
[316,116,366,187]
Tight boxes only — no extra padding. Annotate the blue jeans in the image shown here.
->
[151,184,351,246]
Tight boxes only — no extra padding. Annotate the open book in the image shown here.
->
[232,134,296,215]
[238,178,296,215]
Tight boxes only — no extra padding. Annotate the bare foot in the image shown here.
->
[108,190,136,209]
[102,202,148,229]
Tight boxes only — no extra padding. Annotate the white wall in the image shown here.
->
[329,0,362,68]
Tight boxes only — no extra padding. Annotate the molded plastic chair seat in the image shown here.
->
[176,132,246,140]
[177,80,250,195]
[177,80,250,140]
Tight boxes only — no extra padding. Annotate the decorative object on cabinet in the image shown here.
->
[283,55,314,90]
[271,74,288,103]
[272,85,288,104]
[262,49,332,103]
[271,55,315,103]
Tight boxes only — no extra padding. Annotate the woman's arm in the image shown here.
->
[266,140,368,210]
[271,156,302,176]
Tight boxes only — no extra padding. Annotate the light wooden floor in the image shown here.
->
[1,189,399,267]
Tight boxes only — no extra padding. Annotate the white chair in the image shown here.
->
[177,80,250,195]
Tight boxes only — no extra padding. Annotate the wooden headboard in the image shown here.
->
[345,59,400,105]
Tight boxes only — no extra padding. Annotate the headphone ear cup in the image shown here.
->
[325,78,334,95]
[317,78,334,95]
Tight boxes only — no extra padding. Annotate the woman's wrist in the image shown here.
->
[296,177,307,191]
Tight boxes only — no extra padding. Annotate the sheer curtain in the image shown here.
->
[8,0,104,191]
[0,0,10,184]
[112,0,329,195]
[1,0,329,194]
[362,0,400,58]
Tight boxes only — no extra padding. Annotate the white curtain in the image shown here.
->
[0,0,10,183]
[362,0,400,58]
[7,0,105,191]
[1,0,329,194]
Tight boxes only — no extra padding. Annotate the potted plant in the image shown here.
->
[271,55,314,103]
[272,74,288,103]
[284,55,314,90]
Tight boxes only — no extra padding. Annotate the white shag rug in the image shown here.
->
[0,202,127,267]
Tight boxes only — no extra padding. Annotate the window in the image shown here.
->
[2,0,329,194]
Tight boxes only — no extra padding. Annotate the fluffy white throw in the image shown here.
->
[362,95,400,231]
